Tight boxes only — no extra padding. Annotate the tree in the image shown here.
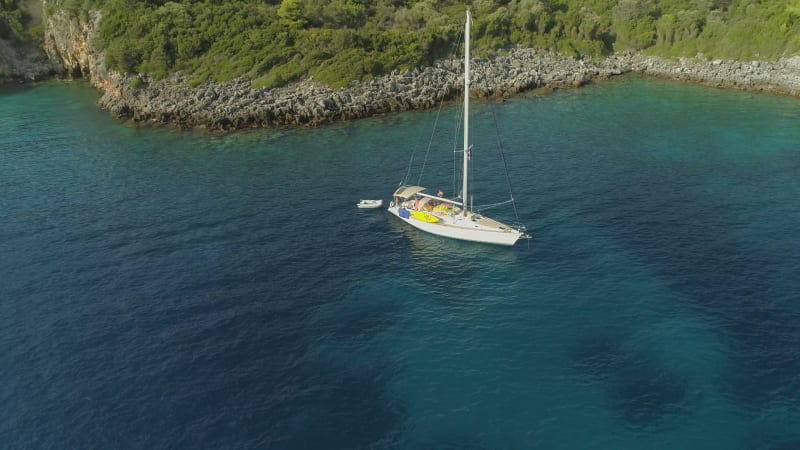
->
[612,0,656,50]
[278,0,305,28]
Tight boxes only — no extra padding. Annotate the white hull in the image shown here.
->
[357,199,383,209]
[387,205,522,246]
[387,11,528,247]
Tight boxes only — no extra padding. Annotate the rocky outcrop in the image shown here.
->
[94,49,800,131]
[23,4,800,130]
[628,53,800,96]
[94,49,635,131]
[0,38,62,82]
[42,8,105,83]
[0,0,63,83]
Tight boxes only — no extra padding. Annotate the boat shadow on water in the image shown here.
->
[385,213,528,305]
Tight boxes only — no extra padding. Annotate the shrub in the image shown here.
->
[72,0,800,87]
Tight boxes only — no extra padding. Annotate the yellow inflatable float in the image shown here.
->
[410,210,440,223]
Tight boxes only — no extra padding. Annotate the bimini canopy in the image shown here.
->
[393,185,426,199]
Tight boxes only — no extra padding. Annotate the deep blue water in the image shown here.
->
[1,77,800,449]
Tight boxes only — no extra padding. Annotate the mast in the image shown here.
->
[462,9,470,216]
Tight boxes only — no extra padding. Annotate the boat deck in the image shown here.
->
[396,199,515,232]
[388,203,523,245]
[468,213,514,232]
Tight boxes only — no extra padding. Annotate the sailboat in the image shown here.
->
[387,10,528,246]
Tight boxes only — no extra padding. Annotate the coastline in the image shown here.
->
[94,50,800,131]
[6,33,800,130]
[5,8,800,129]
[630,53,800,96]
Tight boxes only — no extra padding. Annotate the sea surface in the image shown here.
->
[1,77,799,449]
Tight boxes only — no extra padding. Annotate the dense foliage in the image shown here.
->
[0,0,41,43]
[93,0,464,88]
[19,1,800,87]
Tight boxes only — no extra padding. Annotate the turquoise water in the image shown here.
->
[1,77,799,449]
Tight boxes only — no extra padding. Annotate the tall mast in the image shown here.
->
[462,9,470,216]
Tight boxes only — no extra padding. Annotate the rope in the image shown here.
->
[473,198,514,212]
[417,100,446,186]
[488,98,524,228]
[411,26,463,188]
[401,152,414,186]
[401,119,426,186]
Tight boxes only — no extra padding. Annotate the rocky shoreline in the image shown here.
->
[93,49,800,131]
[5,9,800,131]
[632,53,800,96]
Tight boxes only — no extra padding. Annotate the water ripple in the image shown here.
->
[3,79,800,449]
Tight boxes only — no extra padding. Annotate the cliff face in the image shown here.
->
[42,7,104,83]
[0,39,42,82]
[0,0,61,82]
[0,2,105,84]
[0,37,62,82]
[41,5,140,117]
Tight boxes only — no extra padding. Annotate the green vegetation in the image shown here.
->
[7,0,800,87]
[93,0,463,87]
[1,0,43,44]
